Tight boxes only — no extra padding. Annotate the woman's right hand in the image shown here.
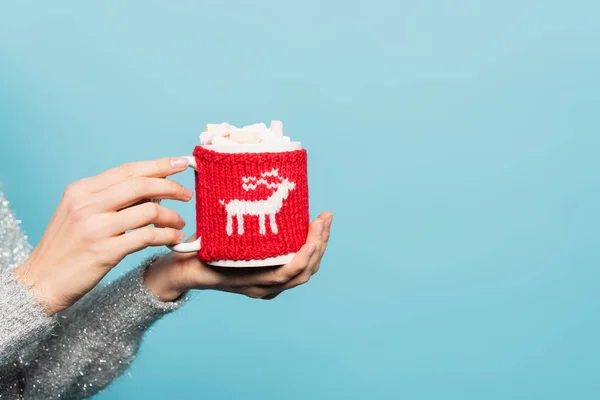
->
[14,157,193,316]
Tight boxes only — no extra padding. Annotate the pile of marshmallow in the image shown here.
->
[200,120,291,145]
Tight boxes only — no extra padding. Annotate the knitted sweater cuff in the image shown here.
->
[0,269,56,363]
[76,255,187,340]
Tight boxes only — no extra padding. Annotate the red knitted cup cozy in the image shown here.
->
[193,146,309,262]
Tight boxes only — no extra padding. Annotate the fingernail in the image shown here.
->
[315,220,324,236]
[177,231,185,240]
[184,188,194,199]
[171,158,189,168]
[307,243,317,258]
[324,213,334,229]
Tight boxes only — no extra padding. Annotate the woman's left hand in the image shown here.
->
[144,212,333,301]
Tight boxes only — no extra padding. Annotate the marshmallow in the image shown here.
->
[231,129,261,144]
[259,129,277,141]
[200,121,288,145]
[245,123,267,133]
[200,122,231,144]
[270,120,283,136]
[212,135,235,146]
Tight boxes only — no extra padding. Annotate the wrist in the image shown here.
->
[143,254,186,302]
[14,256,63,316]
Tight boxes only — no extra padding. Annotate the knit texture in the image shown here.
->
[22,256,187,399]
[193,146,309,262]
[0,190,186,399]
[0,269,56,365]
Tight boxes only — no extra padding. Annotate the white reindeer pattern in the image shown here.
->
[219,169,296,236]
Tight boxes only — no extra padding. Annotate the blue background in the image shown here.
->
[1,1,600,399]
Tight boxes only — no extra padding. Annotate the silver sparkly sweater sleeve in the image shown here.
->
[0,191,56,365]
[0,269,56,364]
[22,256,187,399]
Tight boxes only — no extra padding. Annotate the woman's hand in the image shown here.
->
[144,212,333,301]
[15,158,194,315]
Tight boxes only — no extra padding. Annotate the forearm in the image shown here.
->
[22,255,187,399]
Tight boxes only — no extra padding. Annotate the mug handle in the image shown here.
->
[166,156,201,253]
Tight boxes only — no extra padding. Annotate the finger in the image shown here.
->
[213,241,317,288]
[258,267,313,297]
[318,212,333,245]
[307,218,324,250]
[235,219,323,287]
[261,292,282,300]
[113,227,184,257]
[218,286,270,299]
[304,219,324,273]
[234,266,313,299]
[313,212,333,274]
[107,202,186,235]
[93,177,193,211]
[255,235,328,296]
[220,243,319,299]
[128,198,154,209]
[80,158,191,194]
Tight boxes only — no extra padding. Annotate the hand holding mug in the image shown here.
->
[145,136,330,300]
[15,158,193,315]
[144,212,333,301]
